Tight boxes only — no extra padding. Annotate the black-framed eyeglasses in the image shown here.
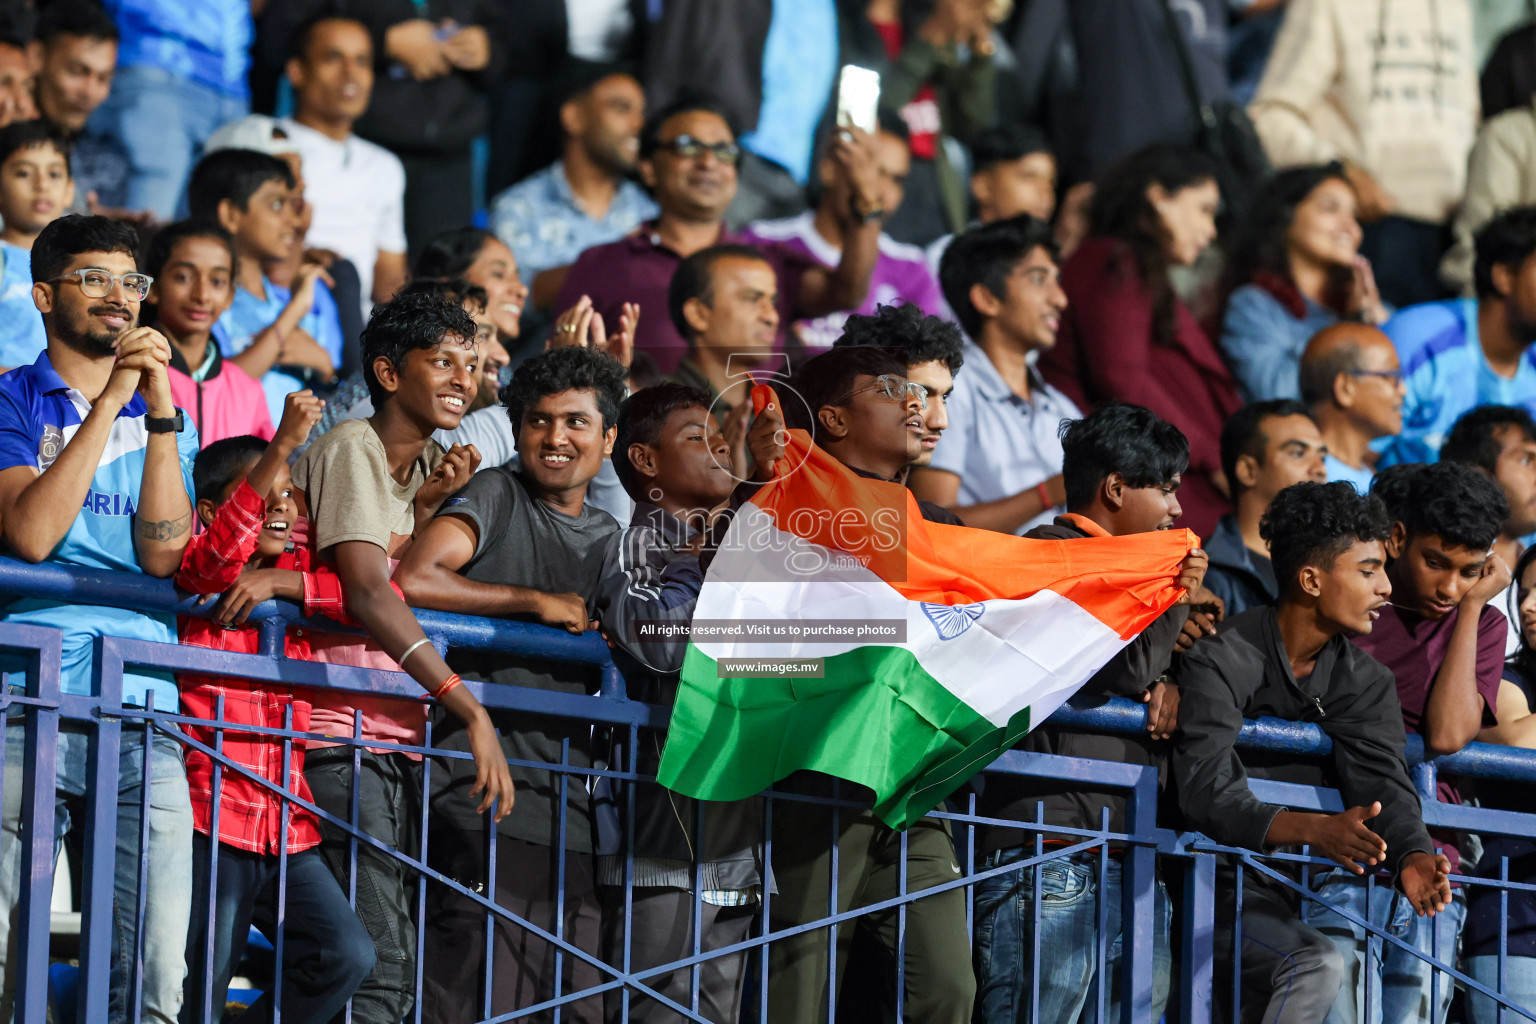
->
[1349,368,1404,386]
[658,134,741,165]
[50,269,153,301]
[834,373,929,411]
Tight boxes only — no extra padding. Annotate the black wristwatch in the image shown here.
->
[145,410,185,434]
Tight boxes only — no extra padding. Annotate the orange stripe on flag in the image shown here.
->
[746,384,1196,640]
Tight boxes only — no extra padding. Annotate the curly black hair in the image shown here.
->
[504,344,628,433]
[1441,404,1536,476]
[1261,481,1393,597]
[360,289,477,408]
[612,382,715,500]
[1058,402,1189,511]
[832,302,965,373]
[1369,461,1510,552]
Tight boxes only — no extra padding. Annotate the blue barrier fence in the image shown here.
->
[0,555,1533,1023]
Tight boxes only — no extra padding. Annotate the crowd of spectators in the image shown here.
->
[2,0,1536,1022]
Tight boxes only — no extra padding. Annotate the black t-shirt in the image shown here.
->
[431,466,619,851]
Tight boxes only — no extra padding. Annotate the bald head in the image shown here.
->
[1299,322,1404,437]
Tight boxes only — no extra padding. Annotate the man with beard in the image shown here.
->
[280,13,410,313]
[0,215,199,1022]
[491,65,657,312]
[556,97,885,375]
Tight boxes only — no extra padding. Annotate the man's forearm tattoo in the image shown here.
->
[135,512,191,542]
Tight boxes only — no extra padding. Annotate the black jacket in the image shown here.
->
[1173,607,1432,872]
[980,516,1189,851]
[1202,514,1277,619]
[340,0,506,155]
[593,503,764,892]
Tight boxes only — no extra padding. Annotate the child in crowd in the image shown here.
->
[1174,481,1451,1024]
[975,402,1203,1024]
[394,344,629,1023]
[176,391,375,1023]
[187,148,340,426]
[0,119,72,369]
[145,219,273,445]
[593,382,757,1024]
[1319,462,1512,1023]
[290,289,513,1024]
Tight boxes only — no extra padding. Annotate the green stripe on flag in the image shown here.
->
[656,644,1032,831]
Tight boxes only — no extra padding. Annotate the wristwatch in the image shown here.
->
[850,195,886,225]
[145,410,185,434]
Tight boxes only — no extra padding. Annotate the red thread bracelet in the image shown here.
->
[1035,481,1054,511]
[431,673,462,701]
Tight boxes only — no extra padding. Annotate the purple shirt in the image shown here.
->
[743,212,947,350]
[555,222,814,375]
[1351,601,1506,872]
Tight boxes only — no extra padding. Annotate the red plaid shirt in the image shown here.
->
[175,480,346,855]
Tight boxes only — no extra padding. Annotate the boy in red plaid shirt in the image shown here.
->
[175,391,375,1023]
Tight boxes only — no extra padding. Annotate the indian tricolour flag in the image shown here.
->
[656,386,1197,830]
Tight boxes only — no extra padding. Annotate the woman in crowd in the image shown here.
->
[413,226,531,354]
[1037,143,1240,538]
[1216,163,1390,402]
[1464,543,1536,1024]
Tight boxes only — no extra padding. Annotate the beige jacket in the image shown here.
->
[1248,0,1479,224]
[1442,97,1536,292]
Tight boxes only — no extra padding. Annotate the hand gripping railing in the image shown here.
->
[0,553,1535,1023]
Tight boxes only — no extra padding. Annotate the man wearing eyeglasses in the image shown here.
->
[1299,322,1405,495]
[0,215,198,1023]
[555,97,886,376]
[754,344,974,1024]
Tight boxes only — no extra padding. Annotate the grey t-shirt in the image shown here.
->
[430,465,619,851]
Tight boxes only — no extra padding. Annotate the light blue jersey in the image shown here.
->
[1380,299,1536,467]
[212,275,343,426]
[0,242,46,370]
[0,351,199,704]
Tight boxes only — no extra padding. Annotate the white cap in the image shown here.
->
[203,115,299,158]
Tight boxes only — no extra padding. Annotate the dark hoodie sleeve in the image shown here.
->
[1078,604,1190,701]
[1171,637,1283,850]
[593,527,704,676]
[1321,651,1434,871]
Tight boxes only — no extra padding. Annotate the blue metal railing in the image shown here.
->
[0,555,1533,1023]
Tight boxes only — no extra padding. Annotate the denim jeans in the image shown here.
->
[86,64,248,219]
[182,839,375,1024]
[0,724,193,1023]
[1465,954,1536,1023]
[1311,871,1466,1024]
[304,747,420,1024]
[972,848,1172,1024]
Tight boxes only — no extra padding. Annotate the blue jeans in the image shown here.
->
[1466,954,1536,1023]
[0,724,193,1023]
[1311,871,1466,1024]
[973,849,1171,1024]
[182,838,375,1024]
[86,64,248,219]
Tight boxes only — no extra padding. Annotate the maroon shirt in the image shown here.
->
[555,221,813,375]
[1038,237,1241,539]
[1351,601,1506,873]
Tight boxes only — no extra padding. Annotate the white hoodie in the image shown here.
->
[1248,0,1479,224]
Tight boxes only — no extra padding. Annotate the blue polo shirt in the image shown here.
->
[926,339,1082,535]
[0,351,199,705]
[0,242,45,370]
[1380,298,1536,466]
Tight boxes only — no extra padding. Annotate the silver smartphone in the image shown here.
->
[836,65,881,136]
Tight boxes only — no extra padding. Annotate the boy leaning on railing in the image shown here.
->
[173,390,374,1023]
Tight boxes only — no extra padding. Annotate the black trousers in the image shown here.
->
[599,886,754,1024]
[421,834,603,1024]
